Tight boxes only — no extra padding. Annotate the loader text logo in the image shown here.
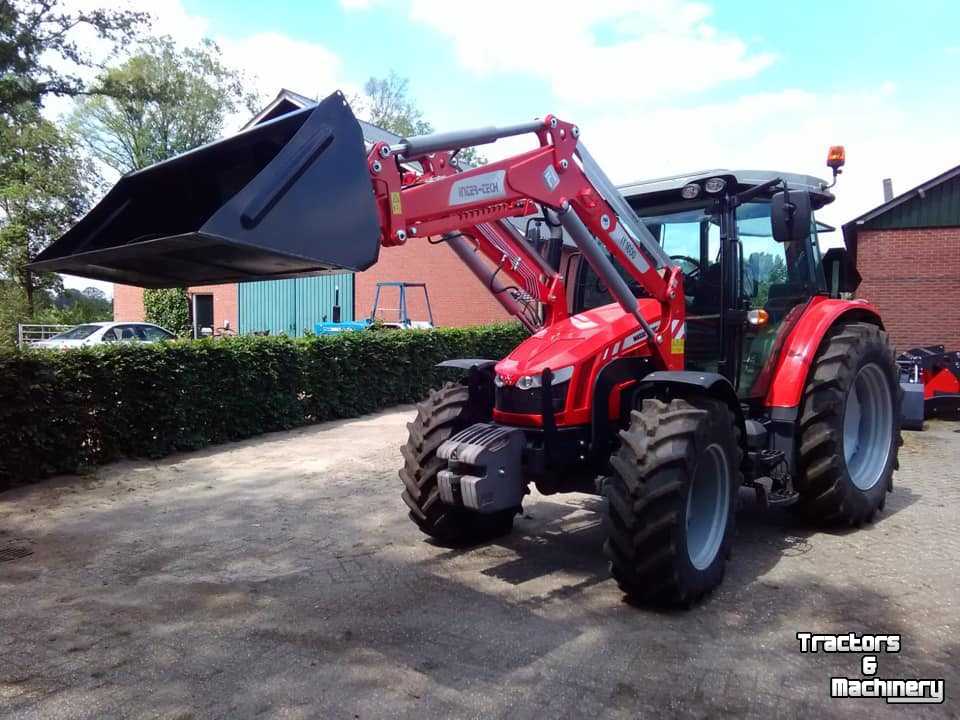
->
[449,170,507,206]
[797,632,944,704]
[610,223,649,273]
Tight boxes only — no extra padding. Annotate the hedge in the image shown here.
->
[0,323,528,488]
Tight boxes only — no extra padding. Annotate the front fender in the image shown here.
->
[765,297,883,408]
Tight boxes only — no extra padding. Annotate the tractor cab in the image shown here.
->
[572,169,845,401]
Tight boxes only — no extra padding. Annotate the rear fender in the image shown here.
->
[765,298,883,409]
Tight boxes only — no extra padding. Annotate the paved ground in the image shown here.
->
[0,408,956,719]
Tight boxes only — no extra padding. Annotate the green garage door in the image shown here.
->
[239,274,353,336]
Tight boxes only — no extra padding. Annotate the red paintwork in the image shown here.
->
[922,367,960,399]
[367,114,683,370]
[492,300,675,427]
[764,296,883,408]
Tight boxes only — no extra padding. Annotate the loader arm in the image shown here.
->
[365,115,684,368]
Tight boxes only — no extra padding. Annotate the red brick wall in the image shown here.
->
[855,227,960,351]
[112,284,239,333]
[113,284,145,321]
[188,284,239,333]
[355,240,512,327]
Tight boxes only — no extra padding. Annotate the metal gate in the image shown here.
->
[238,274,353,336]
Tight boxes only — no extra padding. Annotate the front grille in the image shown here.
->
[496,381,569,414]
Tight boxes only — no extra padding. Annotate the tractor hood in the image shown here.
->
[495,300,662,381]
[29,91,382,287]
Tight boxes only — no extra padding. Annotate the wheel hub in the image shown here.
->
[843,363,893,491]
[686,443,730,570]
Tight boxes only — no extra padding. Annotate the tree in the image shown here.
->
[70,36,261,174]
[81,286,107,303]
[143,288,190,337]
[0,278,28,349]
[0,0,147,117]
[0,104,97,316]
[362,72,432,138]
[360,72,485,166]
[32,286,112,324]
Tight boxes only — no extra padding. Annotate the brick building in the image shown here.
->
[844,164,960,350]
[113,90,510,334]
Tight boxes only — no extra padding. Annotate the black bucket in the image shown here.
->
[30,91,381,287]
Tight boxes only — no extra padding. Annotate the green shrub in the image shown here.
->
[0,323,528,488]
[143,287,191,336]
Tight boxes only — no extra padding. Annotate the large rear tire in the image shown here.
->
[604,397,742,606]
[399,383,515,544]
[797,322,902,525]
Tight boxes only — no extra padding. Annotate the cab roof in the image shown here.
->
[618,169,835,209]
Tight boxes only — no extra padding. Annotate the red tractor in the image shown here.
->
[34,92,901,605]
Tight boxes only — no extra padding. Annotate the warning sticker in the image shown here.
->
[672,338,685,354]
[390,191,403,215]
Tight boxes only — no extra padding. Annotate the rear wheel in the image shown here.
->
[604,397,742,606]
[797,322,902,525]
[399,383,515,544]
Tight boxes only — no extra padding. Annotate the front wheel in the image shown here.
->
[796,322,902,525]
[604,397,742,606]
[399,383,516,544]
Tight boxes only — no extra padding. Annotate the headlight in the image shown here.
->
[516,365,574,390]
[704,177,726,194]
[681,183,701,199]
[494,374,506,388]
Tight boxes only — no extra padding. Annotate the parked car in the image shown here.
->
[33,322,177,349]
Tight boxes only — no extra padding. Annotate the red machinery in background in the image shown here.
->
[898,346,960,427]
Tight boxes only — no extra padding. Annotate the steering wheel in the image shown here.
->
[670,254,703,279]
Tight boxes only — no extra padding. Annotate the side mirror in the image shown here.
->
[771,190,812,243]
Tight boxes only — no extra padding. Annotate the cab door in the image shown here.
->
[736,202,823,399]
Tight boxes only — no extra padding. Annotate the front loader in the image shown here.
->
[33,92,902,606]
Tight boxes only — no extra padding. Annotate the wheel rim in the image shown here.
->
[686,443,730,570]
[843,363,893,491]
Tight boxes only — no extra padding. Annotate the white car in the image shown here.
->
[33,321,177,349]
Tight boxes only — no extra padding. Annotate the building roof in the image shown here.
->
[842,162,960,265]
[243,88,400,146]
[845,162,960,229]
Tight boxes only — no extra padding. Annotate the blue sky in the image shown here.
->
[61,0,960,292]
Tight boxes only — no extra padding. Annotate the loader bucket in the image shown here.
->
[29,91,381,287]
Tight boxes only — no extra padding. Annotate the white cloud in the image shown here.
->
[408,0,774,103]
[217,32,348,130]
